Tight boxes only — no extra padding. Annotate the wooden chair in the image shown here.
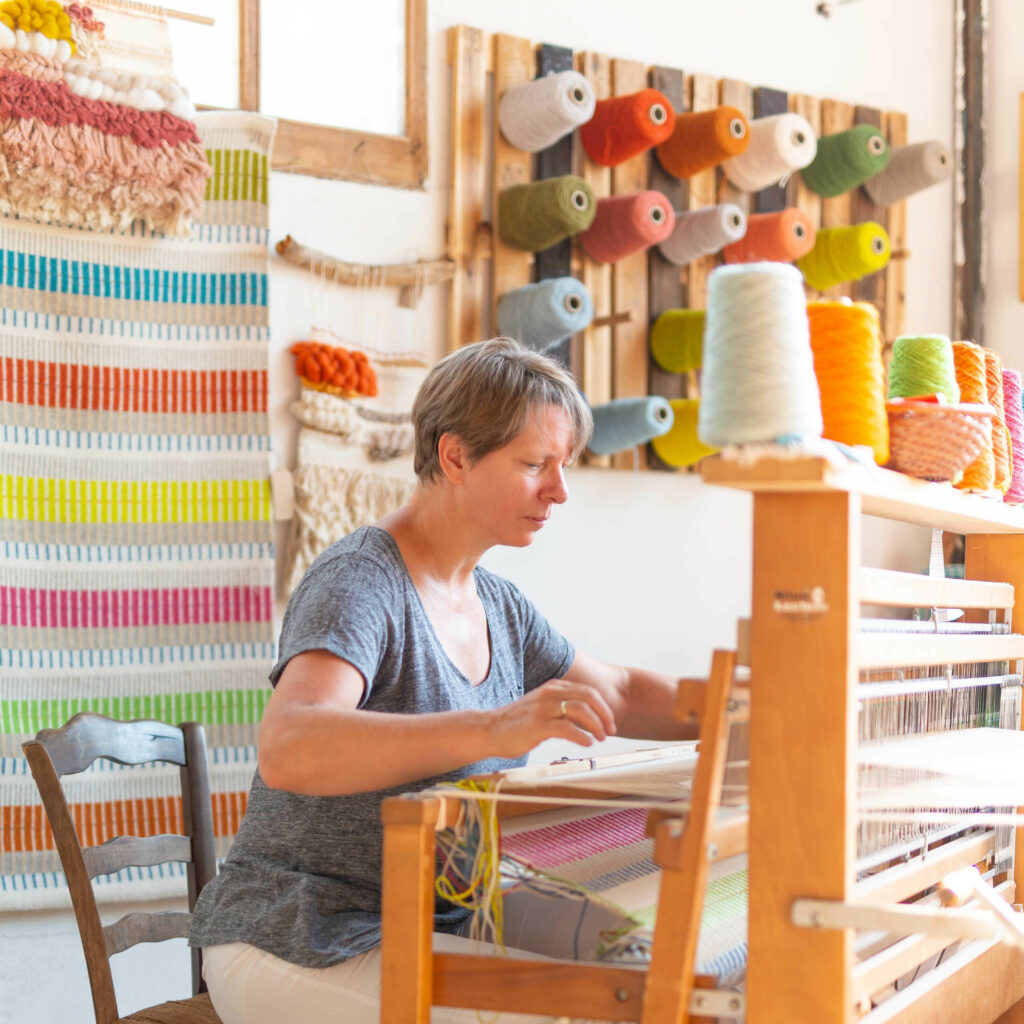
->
[21,712,223,1024]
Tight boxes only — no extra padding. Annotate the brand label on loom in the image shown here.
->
[772,586,829,618]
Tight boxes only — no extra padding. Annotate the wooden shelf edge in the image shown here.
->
[701,453,1024,534]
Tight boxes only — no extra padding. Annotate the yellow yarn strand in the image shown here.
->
[798,222,891,292]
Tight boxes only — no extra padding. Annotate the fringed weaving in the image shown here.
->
[0,110,277,909]
[284,331,427,595]
[0,0,209,236]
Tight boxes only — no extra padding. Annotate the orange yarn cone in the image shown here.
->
[580,89,675,167]
[807,301,888,464]
[952,340,994,492]
[721,208,815,264]
[654,106,750,179]
[984,347,1012,493]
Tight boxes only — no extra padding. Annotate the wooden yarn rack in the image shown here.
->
[447,25,908,470]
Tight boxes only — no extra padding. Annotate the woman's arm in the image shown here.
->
[258,649,619,796]
[561,649,700,741]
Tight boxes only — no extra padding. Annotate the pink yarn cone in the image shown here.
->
[1002,368,1024,502]
[578,191,675,264]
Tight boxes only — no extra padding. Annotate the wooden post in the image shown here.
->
[447,26,488,351]
[963,534,1024,908]
[747,491,859,1024]
[380,796,441,1024]
[642,650,735,1024]
[610,58,652,471]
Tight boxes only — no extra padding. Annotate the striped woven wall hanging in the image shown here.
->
[0,110,277,909]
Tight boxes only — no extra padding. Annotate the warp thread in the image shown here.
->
[698,262,823,445]
[498,175,596,252]
[580,88,675,167]
[864,140,952,207]
[720,208,815,264]
[579,191,675,264]
[806,301,889,465]
[800,124,890,198]
[797,222,891,292]
[588,397,674,456]
[497,70,596,153]
[723,112,817,192]
[497,278,594,351]
[657,204,746,266]
[1002,369,1024,503]
[887,335,960,404]
[984,349,1012,494]
[655,105,749,180]
[952,340,995,493]
[651,398,718,468]
[650,309,705,373]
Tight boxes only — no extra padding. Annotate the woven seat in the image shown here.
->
[22,713,222,1024]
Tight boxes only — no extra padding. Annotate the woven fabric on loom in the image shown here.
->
[0,110,276,909]
[500,805,748,981]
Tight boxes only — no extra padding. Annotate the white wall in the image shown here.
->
[3,1,956,1019]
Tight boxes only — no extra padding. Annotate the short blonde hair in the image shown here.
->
[412,337,593,483]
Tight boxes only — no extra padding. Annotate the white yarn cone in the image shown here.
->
[498,70,597,153]
[723,113,817,193]
[698,262,823,445]
[864,140,952,206]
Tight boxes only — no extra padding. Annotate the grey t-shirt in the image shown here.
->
[189,525,575,967]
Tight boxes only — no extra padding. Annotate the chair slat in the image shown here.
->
[82,835,193,879]
[36,713,186,777]
[103,912,192,957]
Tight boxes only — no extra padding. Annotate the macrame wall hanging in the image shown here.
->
[277,240,437,596]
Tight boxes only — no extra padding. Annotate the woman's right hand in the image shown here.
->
[485,680,618,759]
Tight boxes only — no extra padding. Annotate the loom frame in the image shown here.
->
[703,451,1024,1024]
[379,650,743,1024]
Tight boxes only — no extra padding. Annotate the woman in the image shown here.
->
[190,337,696,1024]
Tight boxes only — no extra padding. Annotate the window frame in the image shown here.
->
[238,0,427,190]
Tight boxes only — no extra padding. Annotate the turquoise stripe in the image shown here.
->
[0,250,267,307]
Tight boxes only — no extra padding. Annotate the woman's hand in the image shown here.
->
[485,680,618,759]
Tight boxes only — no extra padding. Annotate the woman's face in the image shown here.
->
[458,403,572,548]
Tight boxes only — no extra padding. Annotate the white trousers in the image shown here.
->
[203,936,575,1024]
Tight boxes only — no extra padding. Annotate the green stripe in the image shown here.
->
[2,689,271,734]
[203,148,270,205]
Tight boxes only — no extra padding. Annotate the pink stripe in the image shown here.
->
[0,586,274,627]
[501,808,648,868]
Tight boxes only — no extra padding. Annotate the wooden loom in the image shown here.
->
[447,25,908,470]
[380,648,750,1024]
[380,456,1024,1023]
[701,452,1024,1024]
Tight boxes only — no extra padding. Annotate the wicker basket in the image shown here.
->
[885,399,995,482]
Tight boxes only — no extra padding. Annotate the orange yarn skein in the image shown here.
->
[721,208,815,264]
[580,89,675,167]
[984,347,1012,493]
[806,301,888,465]
[952,340,994,492]
[655,106,749,179]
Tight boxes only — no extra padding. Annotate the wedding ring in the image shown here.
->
[559,699,569,718]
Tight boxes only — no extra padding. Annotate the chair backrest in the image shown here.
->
[22,712,217,1024]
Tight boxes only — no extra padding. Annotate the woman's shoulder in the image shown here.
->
[300,527,406,591]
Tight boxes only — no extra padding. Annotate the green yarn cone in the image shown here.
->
[800,124,890,199]
[498,175,596,252]
[887,334,961,404]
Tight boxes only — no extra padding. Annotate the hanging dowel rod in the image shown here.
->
[275,235,457,289]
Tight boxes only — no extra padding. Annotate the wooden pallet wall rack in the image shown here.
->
[447,25,908,470]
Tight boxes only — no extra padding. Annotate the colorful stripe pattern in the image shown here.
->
[0,111,276,909]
